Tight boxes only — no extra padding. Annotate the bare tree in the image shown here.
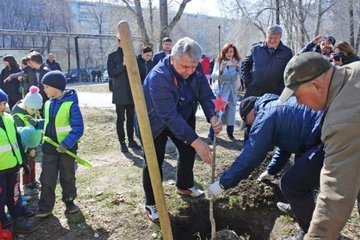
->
[158,0,192,50]
[121,0,151,46]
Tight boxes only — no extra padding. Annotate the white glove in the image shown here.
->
[208,180,225,198]
[257,170,274,181]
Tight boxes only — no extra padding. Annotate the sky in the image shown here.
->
[181,0,221,17]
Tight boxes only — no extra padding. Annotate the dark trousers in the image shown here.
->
[115,104,135,142]
[0,169,23,225]
[38,153,77,212]
[280,144,324,233]
[208,125,234,140]
[143,116,196,205]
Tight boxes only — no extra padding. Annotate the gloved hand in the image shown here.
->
[56,143,67,153]
[208,180,225,198]
[24,115,37,127]
[23,164,31,176]
[257,170,274,182]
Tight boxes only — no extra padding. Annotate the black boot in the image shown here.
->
[14,216,40,233]
[128,139,141,149]
[120,141,128,153]
[22,206,35,218]
[65,201,80,214]
[227,125,236,141]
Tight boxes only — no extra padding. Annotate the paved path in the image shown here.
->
[76,87,242,123]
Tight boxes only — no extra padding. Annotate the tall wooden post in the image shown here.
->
[117,21,173,240]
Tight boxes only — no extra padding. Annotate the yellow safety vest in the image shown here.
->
[12,112,32,127]
[0,113,23,170]
[44,100,73,143]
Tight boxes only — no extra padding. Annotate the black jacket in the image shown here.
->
[107,47,133,105]
[241,41,293,97]
[45,59,62,71]
[137,55,154,84]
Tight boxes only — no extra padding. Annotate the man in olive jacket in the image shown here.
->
[107,36,141,153]
[278,52,360,239]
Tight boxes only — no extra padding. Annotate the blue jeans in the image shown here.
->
[280,144,324,233]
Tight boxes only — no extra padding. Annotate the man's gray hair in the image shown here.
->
[267,25,282,35]
[171,37,202,62]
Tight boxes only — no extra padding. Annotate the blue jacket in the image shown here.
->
[152,51,168,66]
[220,94,323,189]
[143,55,215,144]
[241,41,293,97]
[42,89,84,154]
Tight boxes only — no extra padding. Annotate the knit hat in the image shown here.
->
[23,86,43,109]
[0,89,8,102]
[239,96,258,129]
[17,126,42,148]
[42,70,66,91]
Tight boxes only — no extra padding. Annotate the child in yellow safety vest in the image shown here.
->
[11,86,43,198]
[0,89,40,233]
[33,71,84,218]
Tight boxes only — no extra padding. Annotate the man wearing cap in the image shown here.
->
[278,52,360,239]
[208,94,325,238]
[300,35,335,58]
[241,25,293,98]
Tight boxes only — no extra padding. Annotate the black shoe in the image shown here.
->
[228,135,237,141]
[120,141,128,153]
[14,217,41,233]
[65,201,80,214]
[128,140,141,149]
[277,202,293,215]
[35,210,52,218]
[283,230,305,240]
[22,207,35,218]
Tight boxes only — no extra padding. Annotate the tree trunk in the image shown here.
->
[348,0,355,47]
[159,0,191,50]
[276,0,280,25]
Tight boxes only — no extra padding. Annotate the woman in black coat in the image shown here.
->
[0,55,22,109]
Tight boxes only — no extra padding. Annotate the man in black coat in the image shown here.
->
[45,53,62,71]
[241,25,293,98]
[107,36,141,153]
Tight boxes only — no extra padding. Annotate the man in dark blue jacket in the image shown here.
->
[152,37,172,66]
[142,37,222,222]
[208,94,324,240]
[241,25,293,98]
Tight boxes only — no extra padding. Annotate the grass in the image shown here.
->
[279,214,294,223]
[228,195,240,208]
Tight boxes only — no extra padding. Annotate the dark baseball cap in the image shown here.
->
[239,96,258,129]
[278,52,332,104]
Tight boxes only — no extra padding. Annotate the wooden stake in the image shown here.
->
[118,21,173,240]
[210,135,217,240]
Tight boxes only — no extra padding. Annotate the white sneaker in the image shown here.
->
[177,186,204,198]
[257,170,274,181]
[145,205,159,223]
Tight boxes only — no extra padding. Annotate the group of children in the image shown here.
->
[0,70,84,234]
